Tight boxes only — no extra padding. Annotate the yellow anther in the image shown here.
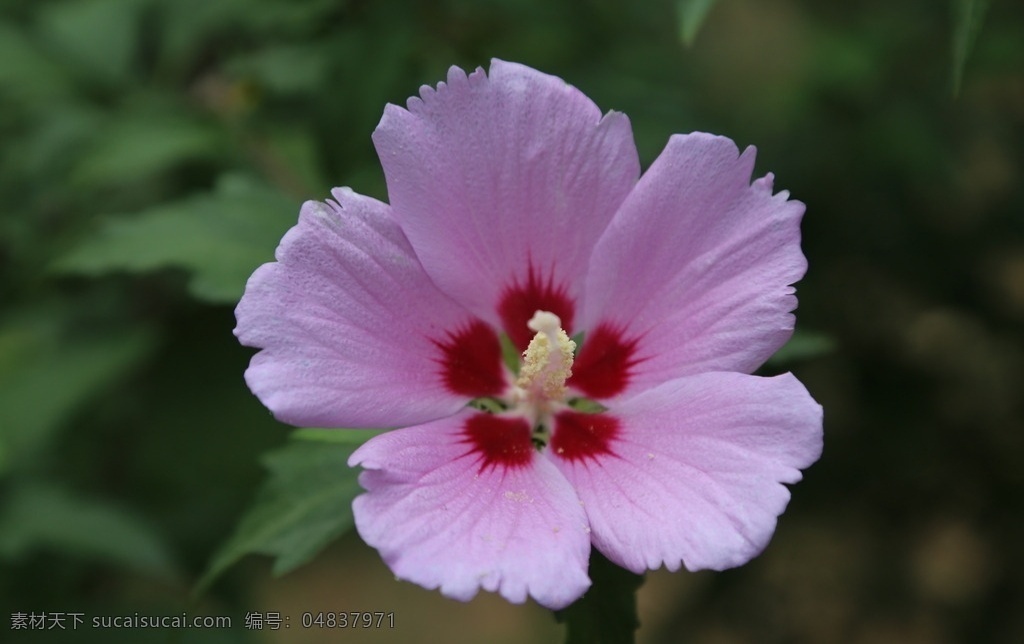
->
[516,311,575,401]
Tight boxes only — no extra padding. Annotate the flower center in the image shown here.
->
[460,310,619,464]
[516,310,576,402]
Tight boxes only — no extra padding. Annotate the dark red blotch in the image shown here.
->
[461,414,534,472]
[550,411,620,464]
[497,266,575,351]
[568,323,642,399]
[434,320,506,397]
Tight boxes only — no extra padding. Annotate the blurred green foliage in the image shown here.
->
[53,174,295,303]
[1,0,1022,642]
[951,0,989,96]
[676,0,719,47]
[198,430,380,593]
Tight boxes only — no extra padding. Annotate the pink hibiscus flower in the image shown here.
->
[235,60,823,609]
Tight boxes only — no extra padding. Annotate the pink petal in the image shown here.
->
[580,133,807,397]
[235,189,500,428]
[549,372,822,574]
[350,410,592,609]
[373,59,640,327]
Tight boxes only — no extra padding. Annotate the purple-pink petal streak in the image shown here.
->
[581,133,807,398]
[350,410,592,609]
[234,189,486,429]
[373,59,640,327]
[549,372,822,574]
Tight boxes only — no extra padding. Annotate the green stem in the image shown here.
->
[555,550,645,644]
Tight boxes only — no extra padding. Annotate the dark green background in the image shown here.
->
[2,0,1022,642]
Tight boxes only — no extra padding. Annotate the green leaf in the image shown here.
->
[226,44,330,96]
[766,330,836,366]
[255,125,330,195]
[53,174,296,304]
[0,316,156,471]
[676,0,719,47]
[0,483,179,580]
[0,21,74,106]
[292,428,386,444]
[195,431,373,592]
[951,0,989,97]
[556,551,645,644]
[37,0,144,85]
[155,0,340,73]
[21,103,104,178]
[71,108,224,187]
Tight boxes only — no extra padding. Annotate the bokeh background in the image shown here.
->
[2,0,1022,642]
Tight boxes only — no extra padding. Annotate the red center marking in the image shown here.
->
[549,411,620,464]
[568,323,641,399]
[461,414,534,472]
[497,266,575,351]
[434,320,506,397]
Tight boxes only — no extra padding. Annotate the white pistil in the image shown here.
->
[516,310,576,402]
